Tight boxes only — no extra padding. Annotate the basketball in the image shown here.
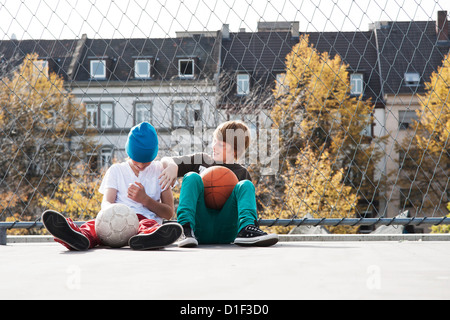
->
[201,166,239,210]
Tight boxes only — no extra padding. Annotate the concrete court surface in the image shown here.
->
[1,240,450,300]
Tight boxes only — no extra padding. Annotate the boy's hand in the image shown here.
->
[128,182,148,204]
[159,163,178,190]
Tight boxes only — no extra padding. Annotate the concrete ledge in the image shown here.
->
[280,234,450,242]
[5,234,450,244]
[7,235,55,243]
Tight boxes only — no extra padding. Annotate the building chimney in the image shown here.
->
[436,10,448,42]
[222,24,230,39]
[290,22,299,38]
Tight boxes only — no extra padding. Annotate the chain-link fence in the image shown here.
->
[0,0,449,240]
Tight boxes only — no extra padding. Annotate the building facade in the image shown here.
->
[68,34,223,168]
[1,11,448,224]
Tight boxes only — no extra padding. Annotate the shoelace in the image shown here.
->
[246,225,263,234]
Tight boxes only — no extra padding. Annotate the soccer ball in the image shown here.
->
[95,203,140,248]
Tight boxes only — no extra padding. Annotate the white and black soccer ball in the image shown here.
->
[95,203,139,248]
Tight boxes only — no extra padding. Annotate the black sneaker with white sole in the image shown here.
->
[234,224,279,247]
[129,223,183,250]
[178,223,198,248]
[41,210,90,251]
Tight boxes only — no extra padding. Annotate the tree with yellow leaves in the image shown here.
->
[263,147,358,234]
[257,35,385,232]
[0,54,96,222]
[396,53,450,219]
[38,164,103,221]
[431,203,450,234]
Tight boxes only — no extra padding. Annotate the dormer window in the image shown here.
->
[35,60,49,74]
[134,59,151,79]
[237,74,250,95]
[350,73,364,95]
[178,59,195,79]
[90,60,107,79]
[404,73,420,87]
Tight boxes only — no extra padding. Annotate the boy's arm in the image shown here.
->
[160,154,203,189]
[128,182,174,220]
[142,188,174,221]
[101,188,117,210]
[159,188,175,220]
[160,157,179,190]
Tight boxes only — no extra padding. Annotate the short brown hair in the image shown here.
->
[213,120,251,160]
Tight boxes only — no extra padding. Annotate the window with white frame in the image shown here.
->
[360,114,373,137]
[275,73,288,95]
[100,103,113,129]
[237,74,250,95]
[100,148,113,168]
[350,73,364,95]
[187,103,201,127]
[173,103,186,128]
[404,73,420,87]
[173,102,202,127]
[134,60,151,79]
[90,60,106,79]
[135,103,151,124]
[399,110,418,130]
[178,59,195,78]
[34,60,49,77]
[86,104,98,128]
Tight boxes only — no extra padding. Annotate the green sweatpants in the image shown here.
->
[176,172,258,244]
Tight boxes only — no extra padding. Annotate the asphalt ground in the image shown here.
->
[1,239,450,301]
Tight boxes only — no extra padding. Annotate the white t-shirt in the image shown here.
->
[99,161,166,224]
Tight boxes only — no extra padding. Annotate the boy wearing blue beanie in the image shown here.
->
[42,122,182,251]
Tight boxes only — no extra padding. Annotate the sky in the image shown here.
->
[0,0,448,40]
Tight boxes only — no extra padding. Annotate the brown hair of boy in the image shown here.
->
[213,120,251,160]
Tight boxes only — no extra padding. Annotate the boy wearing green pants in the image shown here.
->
[160,120,278,247]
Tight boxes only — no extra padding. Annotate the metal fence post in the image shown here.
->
[0,228,7,245]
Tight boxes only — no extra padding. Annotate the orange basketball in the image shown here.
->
[201,166,239,210]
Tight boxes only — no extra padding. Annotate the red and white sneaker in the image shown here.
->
[41,210,90,251]
[129,223,183,250]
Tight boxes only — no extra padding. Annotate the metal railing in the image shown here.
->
[2,215,450,245]
[1,1,449,240]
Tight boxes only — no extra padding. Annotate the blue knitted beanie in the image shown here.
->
[125,122,159,163]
